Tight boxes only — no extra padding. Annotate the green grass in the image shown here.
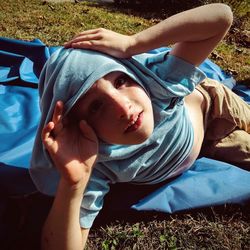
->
[87,206,250,249]
[1,0,249,249]
[1,0,249,83]
[0,0,153,45]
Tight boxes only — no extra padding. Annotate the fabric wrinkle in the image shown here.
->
[198,78,250,168]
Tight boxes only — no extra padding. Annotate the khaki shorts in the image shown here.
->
[196,78,250,169]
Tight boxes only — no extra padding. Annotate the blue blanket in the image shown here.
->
[0,37,249,213]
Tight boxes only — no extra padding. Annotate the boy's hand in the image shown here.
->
[42,101,98,187]
[64,28,135,58]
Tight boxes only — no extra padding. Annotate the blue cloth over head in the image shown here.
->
[29,47,150,192]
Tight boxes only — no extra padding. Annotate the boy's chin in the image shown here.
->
[130,135,151,145]
[101,135,151,146]
[120,132,153,145]
[99,127,153,145]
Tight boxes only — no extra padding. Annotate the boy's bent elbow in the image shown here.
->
[215,3,233,29]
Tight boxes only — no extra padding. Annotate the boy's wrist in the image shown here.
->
[127,33,152,56]
[58,177,88,198]
[126,34,141,57]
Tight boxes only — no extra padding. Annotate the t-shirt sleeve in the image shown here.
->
[79,167,110,229]
[133,50,207,98]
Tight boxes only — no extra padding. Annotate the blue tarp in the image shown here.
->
[0,37,249,213]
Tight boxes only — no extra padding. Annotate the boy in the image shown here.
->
[30,3,249,250]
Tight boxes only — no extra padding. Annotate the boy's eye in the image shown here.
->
[115,75,128,89]
[88,100,102,114]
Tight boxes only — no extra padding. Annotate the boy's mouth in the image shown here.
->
[124,111,143,133]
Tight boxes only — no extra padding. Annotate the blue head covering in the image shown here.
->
[30,47,206,194]
[30,48,145,192]
[38,48,146,118]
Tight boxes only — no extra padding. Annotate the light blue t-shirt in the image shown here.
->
[80,52,206,228]
[29,48,206,229]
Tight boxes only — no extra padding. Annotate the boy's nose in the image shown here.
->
[109,93,131,119]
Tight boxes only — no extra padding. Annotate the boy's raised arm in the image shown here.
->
[64,3,233,65]
[42,179,90,250]
[41,101,98,250]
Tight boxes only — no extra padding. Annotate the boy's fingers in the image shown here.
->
[42,122,54,139]
[72,29,100,39]
[42,122,55,147]
[51,101,64,136]
[71,41,100,50]
[64,28,107,47]
[52,101,63,124]
[64,33,102,47]
[78,28,100,35]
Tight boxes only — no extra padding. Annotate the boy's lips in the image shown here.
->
[124,111,143,133]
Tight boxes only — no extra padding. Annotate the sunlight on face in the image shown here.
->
[70,71,154,145]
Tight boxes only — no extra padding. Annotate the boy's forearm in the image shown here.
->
[128,3,233,55]
[41,178,89,250]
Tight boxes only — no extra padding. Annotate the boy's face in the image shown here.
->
[71,71,154,145]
